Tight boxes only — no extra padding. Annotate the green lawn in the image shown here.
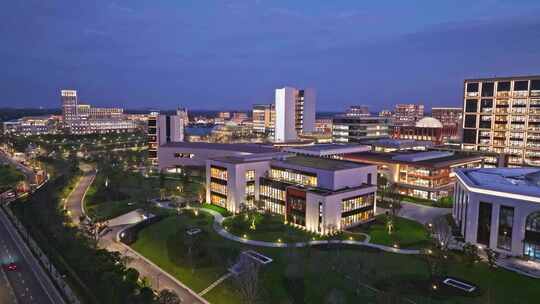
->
[130,210,540,304]
[356,215,431,249]
[201,203,232,217]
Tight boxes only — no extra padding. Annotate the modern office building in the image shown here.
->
[432,107,463,127]
[346,105,370,116]
[453,168,540,260]
[379,109,393,118]
[344,150,484,201]
[392,117,458,145]
[393,104,424,126]
[274,87,316,142]
[462,75,540,167]
[60,89,138,134]
[206,154,377,234]
[2,115,58,135]
[252,104,275,135]
[147,111,159,166]
[314,119,333,135]
[147,110,187,167]
[332,115,391,143]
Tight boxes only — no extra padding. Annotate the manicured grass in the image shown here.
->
[86,199,144,222]
[402,195,453,208]
[131,211,540,304]
[222,213,323,243]
[360,215,430,249]
[201,203,232,217]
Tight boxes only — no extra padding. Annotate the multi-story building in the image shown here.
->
[346,105,370,116]
[147,111,159,166]
[274,87,316,142]
[217,111,231,120]
[432,107,463,127]
[462,76,540,167]
[332,115,391,143]
[314,118,332,134]
[231,112,249,124]
[344,150,484,201]
[392,117,458,145]
[147,110,187,167]
[379,109,393,118]
[206,153,377,234]
[60,89,138,134]
[453,168,540,260]
[393,104,424,126]
[252,104,275,135]
[2,115,58,135]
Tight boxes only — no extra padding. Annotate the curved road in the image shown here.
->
[65,164,96,225]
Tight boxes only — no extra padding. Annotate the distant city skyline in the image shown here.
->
[1,1,540,110]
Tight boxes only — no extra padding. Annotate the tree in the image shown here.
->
[377,175,389,205]
[388,188,401,217]
[485,248,499,269]
[157,289,182,304]
[463,242,480,267]
[234,256,260,304]
[432,216,452,251]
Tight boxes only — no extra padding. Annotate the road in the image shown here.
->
[63,164,206,303]
[0,208,61,304]
[0,149,36,183]
[65,164,96,225]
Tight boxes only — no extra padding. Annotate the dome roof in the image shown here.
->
[415,117,443,128]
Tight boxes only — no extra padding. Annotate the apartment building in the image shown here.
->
[393,104,424,126]
[462,76,540,167]
[454,168,540,260]
[274,87,316,142]
[206,154,377,234]
[344,150,484,201]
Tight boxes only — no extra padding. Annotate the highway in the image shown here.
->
[0,208,58,304]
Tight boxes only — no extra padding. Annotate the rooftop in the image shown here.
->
[457,168,540,200]
[415,117,443,128]
[284,144,370,156]
[344,151,484,168]
[276,155,367,171]
[362,138,433,149]
[161,142,276,154]
[464,75,540,82]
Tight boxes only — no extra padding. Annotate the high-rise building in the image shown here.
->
[147,111,159,166]
[158,114,184,144]
[462,75,540,167]
[393,104,424,126]
[274,87,315,142]
[61,90,78,128]
[252,104,275,135]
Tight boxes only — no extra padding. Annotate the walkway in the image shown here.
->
[64,163,96,225]
[396,201,451,225]
[193,207,421,255]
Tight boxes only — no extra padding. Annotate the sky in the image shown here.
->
[1,0,540,112]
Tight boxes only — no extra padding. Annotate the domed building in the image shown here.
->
[392,116,458,144]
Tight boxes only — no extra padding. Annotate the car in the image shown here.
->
[4,263,17,271]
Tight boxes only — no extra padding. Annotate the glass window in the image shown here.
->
[497,81,511,91]
[467,82,479,92]
[481,82,494,97]
[464,115,477,128]
[514,80,528,91]
[497,206,514,250]
[465,99,478,112]
[477,202,492,247]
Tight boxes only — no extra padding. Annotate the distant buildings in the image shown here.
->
[274,87,316,142]
[231,112,248,124]
[393,104,424,126]
[462,75,540,167]
[332,114,391,143]
[346,105,370,116]
[392,117,458,145]
[3,115,59,135]
[432,107,463,127]
[454,167,540,260]
[252,104,275,135]
[314,118,332,135]
[60,89,138,134]
[206,153,377,234]
[379,109,393,118]
[344,150,484,201]
[147,109,187,167]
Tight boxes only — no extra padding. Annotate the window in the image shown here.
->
[367,173,372,185]
[531,80,540,91]
[477,202,492,247]
[514,80,528,91]
[465,99,478,112]
[480,99,493,112]
[497,81,511,91]
[497,206,514,250]
[464,115,477,128]
[245,170,255,181]
[467,82,479,92]
[481,82,494,97]
[463,129,477,144]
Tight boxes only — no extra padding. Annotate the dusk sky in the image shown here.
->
[2,1,540,112]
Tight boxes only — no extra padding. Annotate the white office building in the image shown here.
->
[454,168,540,260]
[274,87,315,142]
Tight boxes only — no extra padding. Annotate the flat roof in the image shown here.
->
[361,139,433,149]
[464,75,540,82]
[457,168,540,200]
[275,155,367,171]
[344,151,484,168]
[284,144,369,156]
[161,142,276,154]
[210,152,285,164]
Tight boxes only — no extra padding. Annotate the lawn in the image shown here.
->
[355,215,431,249]
[201,203,232,217]
[131,211,540,304]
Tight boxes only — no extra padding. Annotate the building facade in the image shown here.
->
[2,115,58,135]
[393,104,424,126]
[206,154,377,234]
[332,115,391,143]
[274,87,316,142]
[392,117,458,145]
[344,151,484,201]
[432,107,463,127]
[462,76,540,167]
[454,168,540,260]
[252,104,275,135]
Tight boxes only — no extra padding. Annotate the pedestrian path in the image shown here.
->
[193,207,421,255]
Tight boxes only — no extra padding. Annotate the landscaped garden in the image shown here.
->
[130,208,540,304]
[351,214,431,249]
[0,164,25,192]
